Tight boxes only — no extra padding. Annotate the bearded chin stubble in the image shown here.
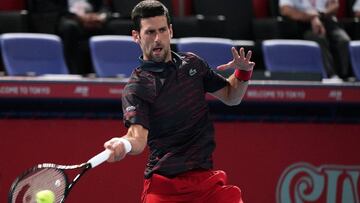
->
[151,48,169,63]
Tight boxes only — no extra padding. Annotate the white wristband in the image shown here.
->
[118,138,132,154]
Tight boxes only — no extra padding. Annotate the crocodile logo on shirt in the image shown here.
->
[189,68,197,76]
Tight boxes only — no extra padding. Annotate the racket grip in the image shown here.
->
[88,149,112,168]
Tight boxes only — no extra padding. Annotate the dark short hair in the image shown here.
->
[131,0,171,31]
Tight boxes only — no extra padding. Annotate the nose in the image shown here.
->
[154,32,160,42]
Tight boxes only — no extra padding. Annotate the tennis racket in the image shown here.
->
[8,149,112,203]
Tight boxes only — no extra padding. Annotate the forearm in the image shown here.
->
[213,47,254,105]
[122,124,148,155]
[212,71,250,106]
[224,74,249,105]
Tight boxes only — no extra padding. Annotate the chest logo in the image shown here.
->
[189,68,197,76]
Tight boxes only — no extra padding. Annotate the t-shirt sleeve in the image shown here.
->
[121,72,156,129]
[122,91,150,129]
[200,58,228,93]
[279,0,294,7]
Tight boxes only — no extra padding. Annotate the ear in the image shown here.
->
[169,24,173,38]
[132,30,140,44]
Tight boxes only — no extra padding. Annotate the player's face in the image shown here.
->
[132,15,173,63]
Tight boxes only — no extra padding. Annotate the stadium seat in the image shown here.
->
[0,33,69,76]
[349,41,360,80]
[89,35,141,78]
[176,37,234,69]
[0,35,3,73]
[262,39,327,79]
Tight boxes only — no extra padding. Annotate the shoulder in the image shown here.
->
[178,52,202,62]
[178,52,209,70]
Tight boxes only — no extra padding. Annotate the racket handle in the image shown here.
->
[88,149,112,168]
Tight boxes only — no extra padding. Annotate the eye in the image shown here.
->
[159,28,167,33]
[146,30,156,35]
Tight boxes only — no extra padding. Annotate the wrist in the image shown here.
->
[234,69,252,81]
[118,138,132,154]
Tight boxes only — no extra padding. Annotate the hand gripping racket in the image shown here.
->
[8,149,112,203]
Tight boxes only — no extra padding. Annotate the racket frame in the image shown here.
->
[8,149,110,203]
[8,162,91,203]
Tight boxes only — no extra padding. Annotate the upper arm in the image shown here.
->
[200,58,228,93]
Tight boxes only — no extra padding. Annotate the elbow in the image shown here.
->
[229,100,242,106]
[223,98,242,106]
[221,91,245,106]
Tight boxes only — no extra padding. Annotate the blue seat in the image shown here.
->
[176,37,234,69]
[89,35,141,78]
[0,33,69,76]
[349,41,360,81]
[262,39,327,78]
[0,35,3,71]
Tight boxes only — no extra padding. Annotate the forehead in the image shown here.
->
[140,15,169,31]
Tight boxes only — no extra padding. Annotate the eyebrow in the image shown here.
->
[144,26,168,32]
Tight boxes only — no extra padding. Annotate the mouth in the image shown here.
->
[152,47,163,54]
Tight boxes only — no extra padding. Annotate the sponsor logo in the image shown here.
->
[0,86,50,95]
[109,88,123,95]
[126,106,136,112]
[125,105,136,120]
[329,90,342,101]
[74,86,89,97]
[189,68,197,76]
[277,162,360,203]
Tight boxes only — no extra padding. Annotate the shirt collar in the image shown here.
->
[138,51,183,72]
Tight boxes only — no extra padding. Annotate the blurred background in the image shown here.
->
[1,0,360,203]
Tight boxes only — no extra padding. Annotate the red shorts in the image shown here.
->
[142,170,243,203]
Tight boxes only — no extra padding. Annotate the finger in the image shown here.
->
[104,140,113,149]
[231,47,239,60]
[105,140,116,149]
[216,61,234,71]
[248,62,256,69]
[245,50,252,61]
[239,47,245,59]
[104,143,116,162]
[104,138,123,159]
[113,142,126,161]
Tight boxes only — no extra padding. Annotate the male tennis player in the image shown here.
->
[104,1,254,202]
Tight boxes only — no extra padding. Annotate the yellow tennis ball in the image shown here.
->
[36,190,55,203]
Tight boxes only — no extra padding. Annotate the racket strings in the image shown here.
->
[10,168,66,203]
